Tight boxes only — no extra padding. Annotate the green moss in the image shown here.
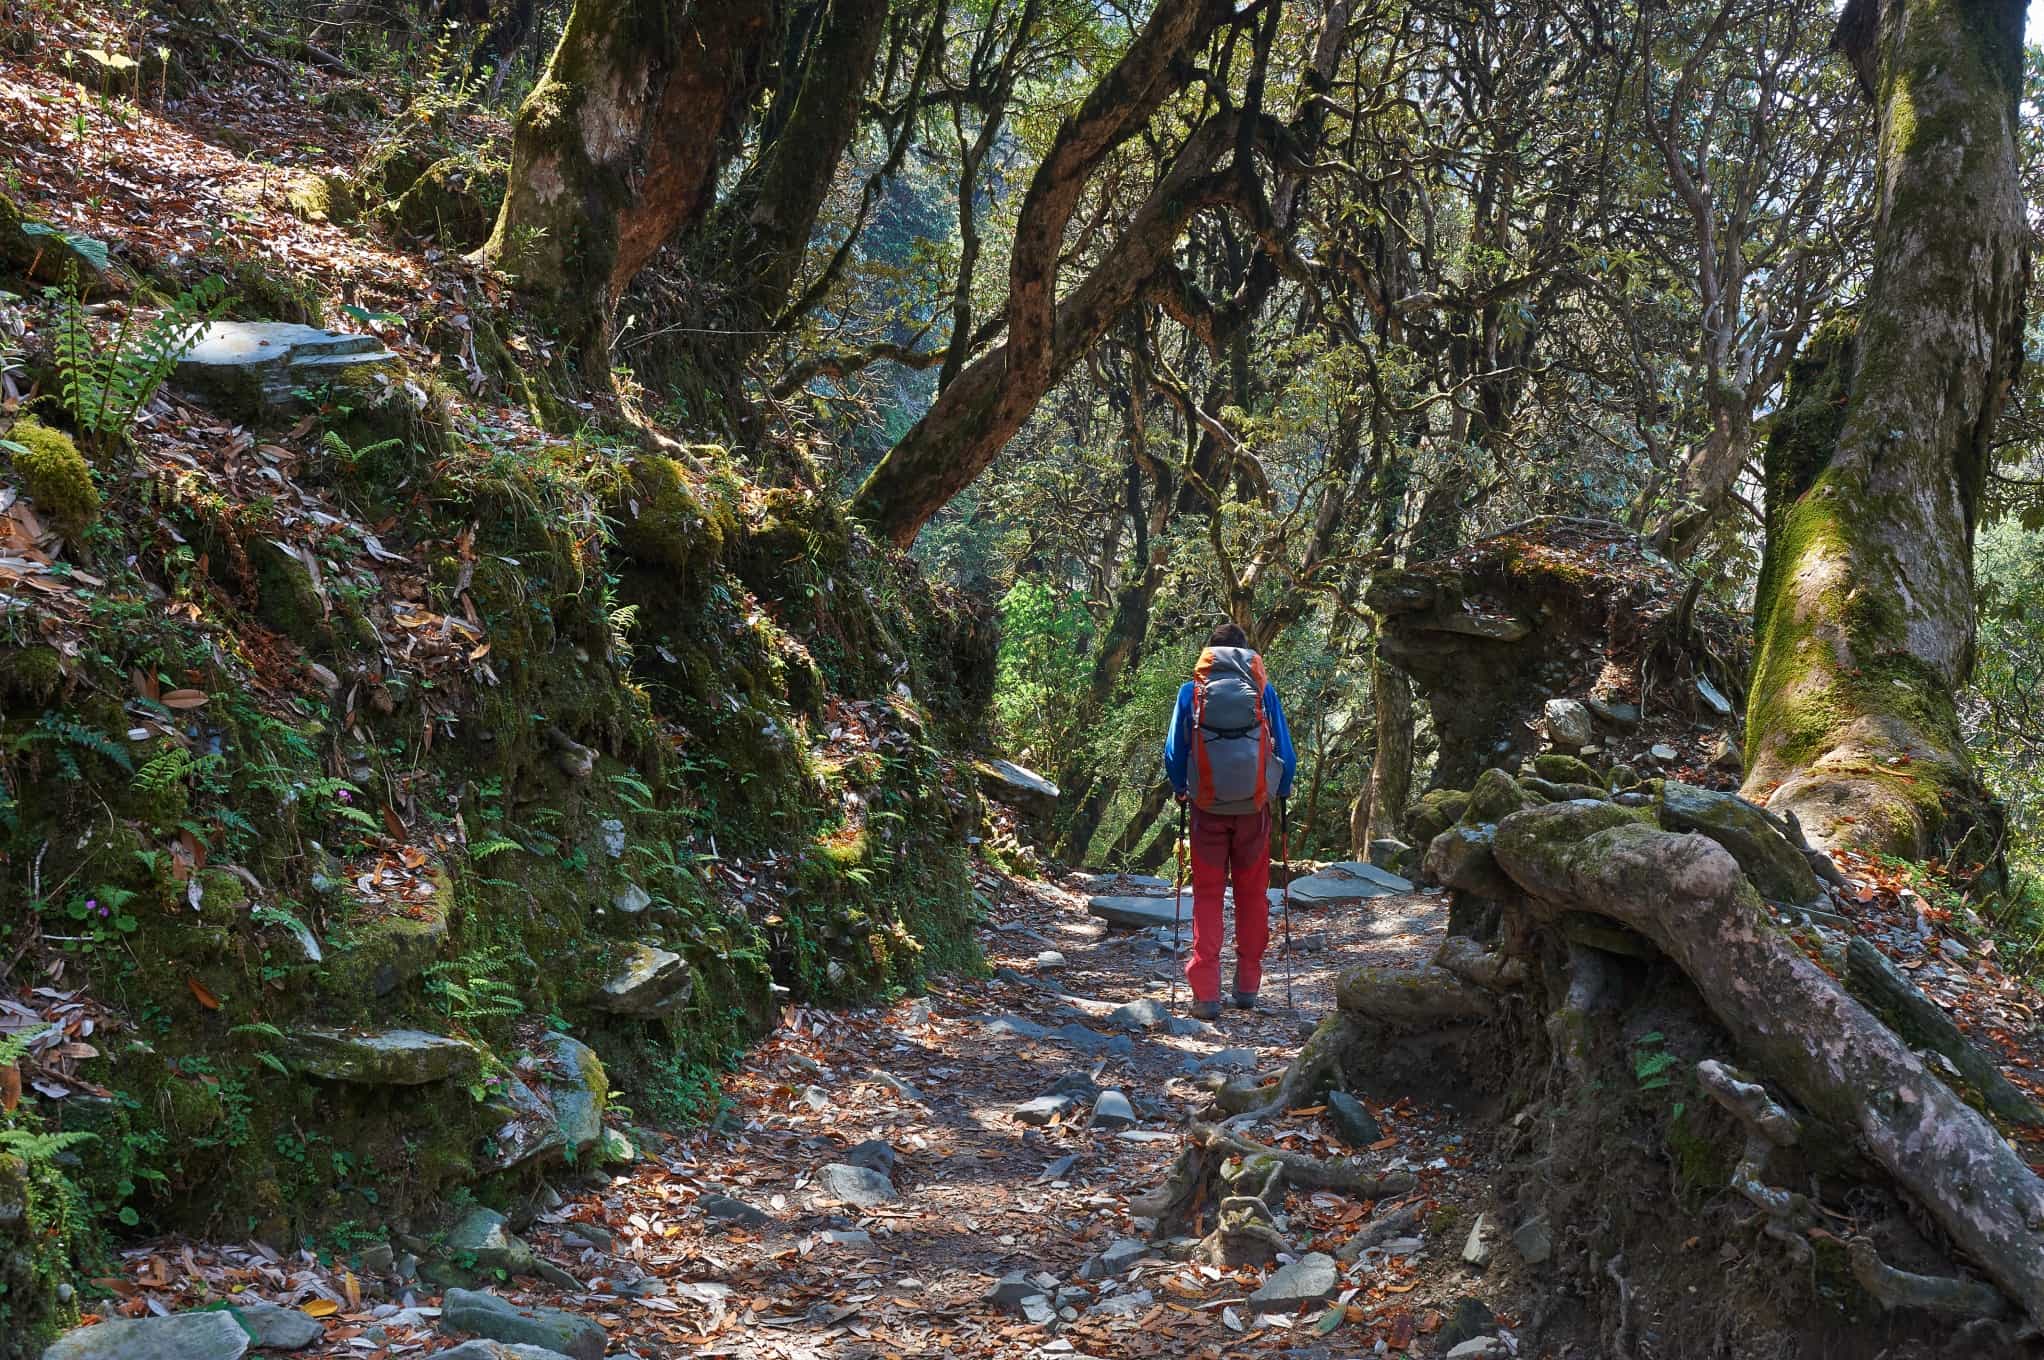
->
[608,455,733,583]
[1463,768,1535,825]
[4,419,100,538]
[1531,754,1601,786]
[376,155,503,251]
[1404,787,1469,847]
[285,172,359,225]
[0,647,66,707]
[0,1146,86,1355]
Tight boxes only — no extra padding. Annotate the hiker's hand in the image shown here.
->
[1174,790,1187,805]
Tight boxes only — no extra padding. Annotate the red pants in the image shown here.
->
[1186,805,1271,1003]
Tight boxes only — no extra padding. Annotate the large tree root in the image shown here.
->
[1493,802,2044,1325]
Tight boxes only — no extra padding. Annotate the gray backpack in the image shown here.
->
[1190,647,1278,813]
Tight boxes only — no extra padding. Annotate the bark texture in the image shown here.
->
[1743,0,2029,856]
[479,0,777,352]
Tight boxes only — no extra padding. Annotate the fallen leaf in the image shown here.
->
[302,1299,338,1318]
[162,688,210,709]
[186,977,220,1010]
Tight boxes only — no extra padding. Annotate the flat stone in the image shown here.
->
[1109,998,1169,1031]
[1081,873,1170,894]
[1019,1295,1057,1325]
[1088,1288,1154,1317]
[1047,1023,1134,1057]
[842,1139,896,1177]
[869,1068,926,1102]
[43,1312,251,1360]
[434,1343,581,1360]
[1087,895,1185,928]
[1648,743,1679,762]
[440,1288,604,1360]
[1035,950,1067,970]
[816,1162,898,1208]
[1696,675,1733,716]
[699,1193,771,1228]
[1091,1090,1137,1129]
[1285,861,1412,903]
[1462,1212,1495,1266]
[1247,1252,1339,1310]
[1511,1215,1553,1264]
[1446,1339,1509,1359]
[174,321,397,411]
[595,943,692,1016]
[611,883,652,915]
[229,1303,324,1349]
[980,757,1059,801]
[981,1014,1049,1040]
[822,1229,871,1246]
[287,1027,479,1085]
[1324,1091,1381,1145]
[1014,1094,1075,1126]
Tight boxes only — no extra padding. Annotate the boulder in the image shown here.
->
[537,1032,607,1158]
[173,322,397,414]
[1403,788,1470,849]
[976,759,1060,833]
[1530,753,1600,785]
[1511,1215,1553,1265]
[1423,826,1514,899]
[42,1313,250,1360]
[842,1139,896,1177]
[1543,698,1595,750]
[1367,837,1413,873]
[1463,768,1537,824]
[595,943,693,1016]
[440,1289,604,1360]
[1246,1252,1339,1310]
[1655,780,1819,905]
[287,1027,479,1085]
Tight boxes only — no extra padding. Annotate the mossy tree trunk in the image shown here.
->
[1743,0,2029,859]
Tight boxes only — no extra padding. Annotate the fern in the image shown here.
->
[468,836,525,860]
[50,273,228,447]
[132,748,197,797]
[29,713,133,775]
[0,1127,99,1161]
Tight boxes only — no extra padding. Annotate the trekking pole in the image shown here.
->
[1280,796,1294,1011]
[1171,798,1187,1013]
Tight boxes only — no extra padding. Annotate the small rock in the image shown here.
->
[1014,1094,1075,1126]
[1445,1339,1508,1359]
[358,1242,396,1274]
[440,1289,604,1360]
[1435,1296,1497,1353]
[1543,698,1595,750]
[1648,743,1679,763]
[842,1139,896,1177]
[1367,837,1412,872]
[1510,1215,1552,1265]
[440,1207,540,1277]
[981,1014,1049,1040]
[821,1229,871,1247]
[1324,1091,1381,1146]
[1461,1213,1495,1266]
[1696,675,1733,716]
[1585,697,1641,727]
[987,1274,1047,1308]
[230,1303,325,1350]
[1247,1252,1339,1310]
[1091,1090,1137,1129]
[595,944,693,1016]
[870,1069,927,1103]
[599,1127,636,1165]
[699,1193,771,1229]
[1079,1238,1150,1279]
[1035,950,1067,970]
[1188,1047,1259,1074]
[562,1222,615,1251]
[434,1342,581,1360]
[816,1162,898,1208]
[1019,1296,1057,1326]
[611,883,652,914]
[43,1312,252,1360]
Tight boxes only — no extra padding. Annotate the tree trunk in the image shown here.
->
[1743,0,2028,858]
[478,0,778,360]
[851,1,1231,546]
[1360,657,1413,852]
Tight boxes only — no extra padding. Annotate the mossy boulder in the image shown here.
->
[377,155,502,250]
[286,1027,481,1085]
[1423,824,1515,899]
[284,171,359,225]
[3,419,100,538]
[608,455,732,581]
[0,645,66,706]
[1463,768,1538,825]
[1531,753,1601,786]
[1404,787,1470,848]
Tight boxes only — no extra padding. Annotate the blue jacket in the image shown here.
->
[1164,678,1297,802]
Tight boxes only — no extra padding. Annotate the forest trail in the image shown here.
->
[107,867,1536,1360]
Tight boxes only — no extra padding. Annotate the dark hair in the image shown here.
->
[1207,621,1249,649]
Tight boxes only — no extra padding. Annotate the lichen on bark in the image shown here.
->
[1743,0,2029,861]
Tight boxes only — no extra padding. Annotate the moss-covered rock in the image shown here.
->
[1531,753,1601,786]
[1463,768,1537,825]
[377,155,502,251]
[608,454,732,582]
[0,1144,85,1357]
[1403,787,1469,849]
[284,171,360,225]
[3,419,100,538]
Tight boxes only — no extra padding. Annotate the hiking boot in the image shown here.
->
[1232,992,1260,1011]
[1188,999,1222,1022]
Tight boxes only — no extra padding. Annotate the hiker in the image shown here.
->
[1163,621,1297,1020]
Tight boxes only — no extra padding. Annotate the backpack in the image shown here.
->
[1190,646,1280,813]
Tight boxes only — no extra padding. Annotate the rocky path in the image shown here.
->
[72,866,1540,1360]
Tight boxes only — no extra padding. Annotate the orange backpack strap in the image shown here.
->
[1250,651,1272,806]
[1191,649,1218,808]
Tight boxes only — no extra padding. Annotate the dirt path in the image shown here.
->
[104,866,1541,1360]
[480,866,1522,1359]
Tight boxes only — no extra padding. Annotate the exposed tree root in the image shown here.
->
[1492,802,2044,1327]
[1220,1011,1360,1124]
[1847,1237,2007,1320]
[1434,934,1528,990]
[1698,1058,1814,1263]
[1843,936,2044,1124]
[1189,1122,1416,1197]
